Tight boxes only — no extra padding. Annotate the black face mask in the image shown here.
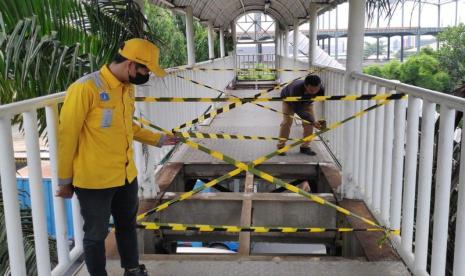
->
[129,71,150,85]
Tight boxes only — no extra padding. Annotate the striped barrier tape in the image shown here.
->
[170,66,325,74]
[135,93,405,103]
[172,75,306,131]
[137,222,400,235]
[176,74,315,126]
[176,75,225,95]
[135,98,381,220]
[176,131,301,141]
[135,97,405,233]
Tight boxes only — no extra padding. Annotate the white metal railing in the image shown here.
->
[278,55,465,276]
[0,56,234,275]
[0,93,83,276]
[235,53,276,81]
[345,71,465,276]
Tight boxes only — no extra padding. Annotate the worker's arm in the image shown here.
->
[132,122,164,146]
[57,83,92,185]
[132,123,180,147]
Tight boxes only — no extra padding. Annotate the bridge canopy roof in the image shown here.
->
[149,0,342,29]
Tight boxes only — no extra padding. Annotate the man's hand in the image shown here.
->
[312,121,322,129]
[55,184,74,198]
[162,134,180,146]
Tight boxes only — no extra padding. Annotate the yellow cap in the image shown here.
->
[119,38,167,77]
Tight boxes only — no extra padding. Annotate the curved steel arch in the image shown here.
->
[273,0,308,20]
[212,1,292,28]
[216,6,285,31]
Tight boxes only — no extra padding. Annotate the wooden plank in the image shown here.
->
[339,199,400,261]
[238,173,254,255]
[319,164,400,261]
[319,164,342,199]
[155,162,183,191]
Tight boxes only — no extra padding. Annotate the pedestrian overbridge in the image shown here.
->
[1,1,465,276]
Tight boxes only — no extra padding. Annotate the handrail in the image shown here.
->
[352,71,465,112]
[0,92,65,117]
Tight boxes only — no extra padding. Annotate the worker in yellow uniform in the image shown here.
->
[56,38,178,276]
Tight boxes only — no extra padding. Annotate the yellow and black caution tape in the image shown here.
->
[135,97,404,231]
[176,74,314,126]
[172,75,306,131]
[15,157,28,163]
[176,75,225,96]
[177,131,300,141]
[170,67,325,74]
[137,222,400,235]
[135,93,405,103]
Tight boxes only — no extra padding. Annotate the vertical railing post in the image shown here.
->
[45,105,71,266]
[453,111,465,275]
[401,96,421,254]
[353,79,362,193]
[413,99,436,274]
[380,97,395,225]
[364,83,376,206]
[358,81,369,197]
[372,85,385,212]
[0,116,27,276]
[24,110,52,275]
[390,96,407,230]
[431,105,456,276]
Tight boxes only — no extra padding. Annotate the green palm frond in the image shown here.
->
[365,0,403,21]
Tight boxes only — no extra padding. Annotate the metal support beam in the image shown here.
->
[219,28,225,58]
[455,0,458,26]
[207,21,215,60]
[335,6,339,60]
[437,1,440,50]
[308,3,318,66]
[238,173,254,255]
[275,26,281,57]
[185,6,196,66]
[400,35,404,62]
[328,38,331,56]
[231,22,237,45]
[387,36,391,60]
[343,0,365,199]
[376,6,380,60]
[283,26,289,57]
[293,19,299,60]
[416,1,421,54]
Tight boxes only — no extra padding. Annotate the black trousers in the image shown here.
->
[75,178,139,276]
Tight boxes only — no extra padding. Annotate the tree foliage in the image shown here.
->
[437,23,465,88]
[363,48,452,93]
[363,41,386,59]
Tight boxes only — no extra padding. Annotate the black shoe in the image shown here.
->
[300,147,316,156]
[124,264,148,276]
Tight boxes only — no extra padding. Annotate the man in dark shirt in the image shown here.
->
[277,74,324,156]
